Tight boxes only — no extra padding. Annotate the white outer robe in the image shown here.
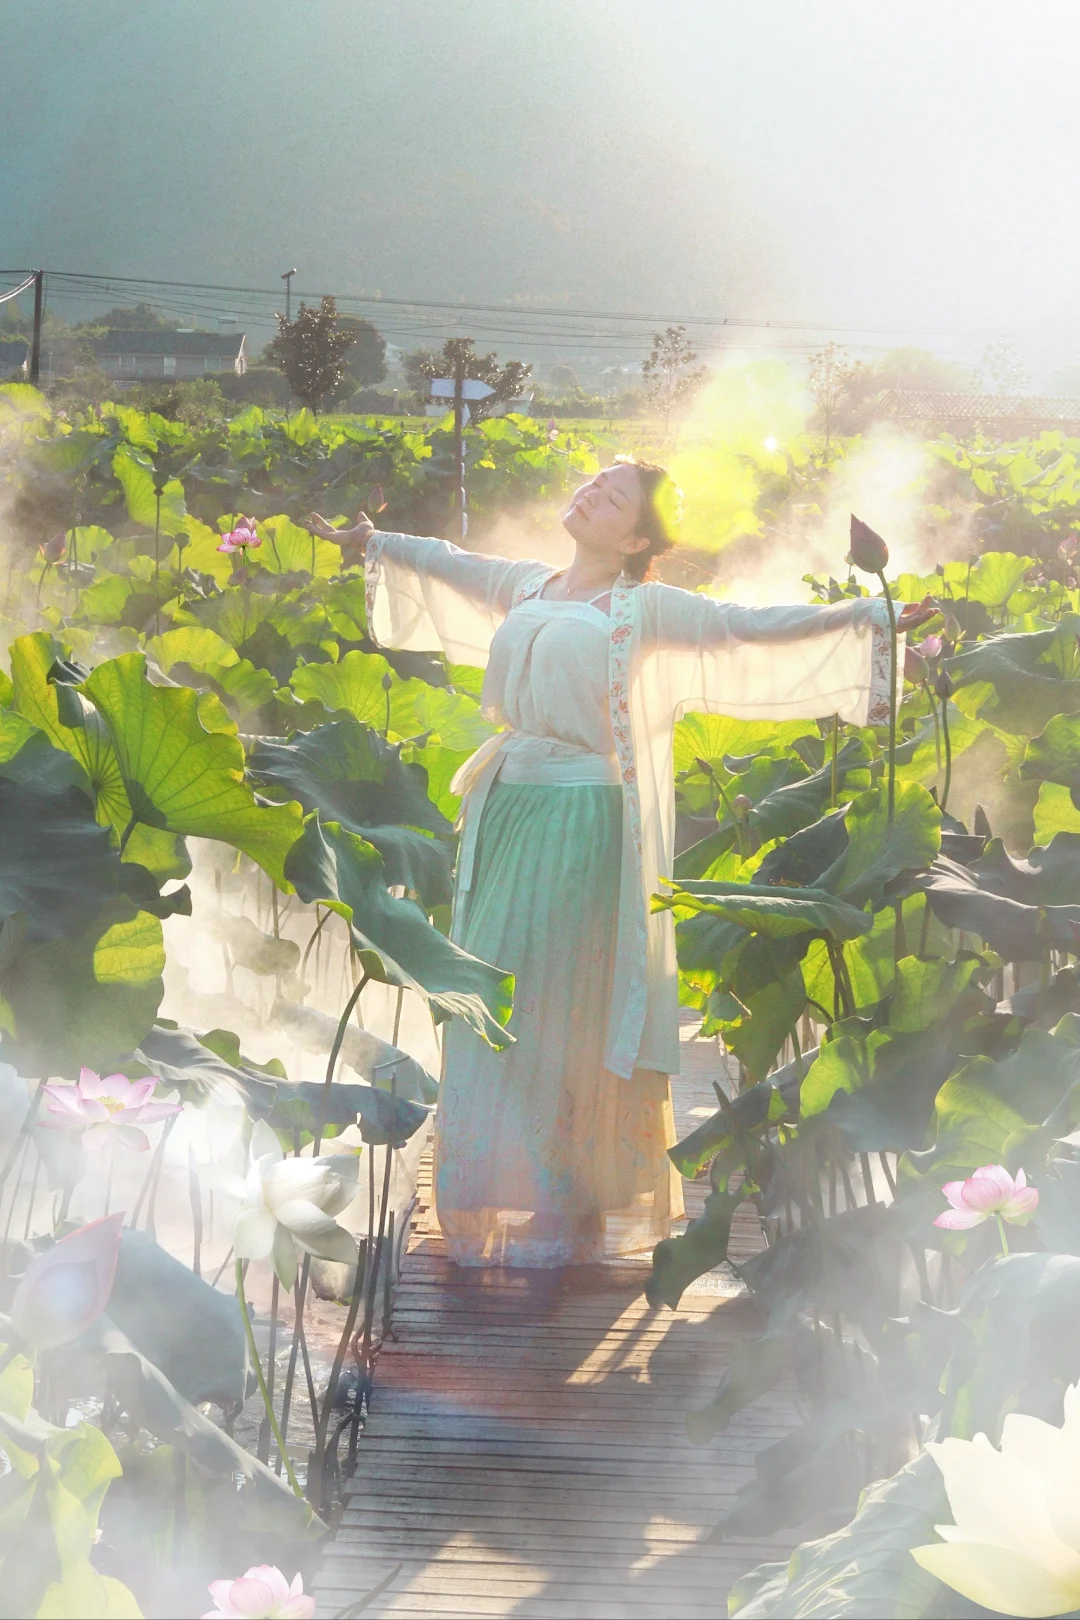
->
[365,532,894,1079]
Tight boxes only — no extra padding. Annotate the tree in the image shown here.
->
[264,295,355,412]
[641,325,707,429]
[402,337,532,420]
[333,316,388,398]
[808,342,858,449]
[76,303,177,333]
[981,337,1028,396]
[815,345,980,437]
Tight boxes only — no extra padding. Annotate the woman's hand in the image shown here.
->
[307,509,375,560]
[897,596,939,633]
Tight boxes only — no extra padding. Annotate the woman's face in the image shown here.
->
[562,463,649,564]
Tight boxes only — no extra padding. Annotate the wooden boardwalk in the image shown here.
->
[315,1022,794,1620]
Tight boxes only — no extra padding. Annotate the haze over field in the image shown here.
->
[4,0,1080,374]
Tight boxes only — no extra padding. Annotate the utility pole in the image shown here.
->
[452,351,466,541]
[281,268,296,324]
[29,270,44,386]
[429,370,495,541]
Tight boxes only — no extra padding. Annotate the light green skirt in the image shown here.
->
[434,780,681,1268]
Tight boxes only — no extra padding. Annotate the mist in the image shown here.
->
[5,1,1080,378]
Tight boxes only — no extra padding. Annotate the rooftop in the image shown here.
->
[880,389,1080,428]
[90,330,246,356]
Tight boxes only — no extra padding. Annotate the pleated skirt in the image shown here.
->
[433,780,683,1268]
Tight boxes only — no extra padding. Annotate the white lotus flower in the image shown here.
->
[216,1120,359,1288]
[912,1383,1080,1616]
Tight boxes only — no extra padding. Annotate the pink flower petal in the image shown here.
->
[277,1598,315,1619]
[115,1124,150,1152]
[1003,1186,1040,1221]
[220,1576,276,1616]
[83,1121,118,1150]
[116,1076,157,1108]
[244,1568,291,1601]
[941,1180,970,1210]
[78,1066,102,1089]
[934,1207,989,1229]
[961,1165,1016,1211]
[133,1100,183,1125]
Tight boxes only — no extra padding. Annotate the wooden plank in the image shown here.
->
[314,1022,795,1619]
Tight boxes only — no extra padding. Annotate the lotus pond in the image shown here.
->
[5,379,1080,1617]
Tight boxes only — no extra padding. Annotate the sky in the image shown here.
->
[3,0,1079,380]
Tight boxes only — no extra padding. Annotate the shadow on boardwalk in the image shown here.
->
[315,1028,795,1620]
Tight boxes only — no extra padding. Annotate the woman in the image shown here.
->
[310,461,895,1268]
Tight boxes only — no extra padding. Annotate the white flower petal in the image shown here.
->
[1000,1412,1067,1476]
[262,1158,335,1212]
[273,1198,357,1263]
[911,1540,1080,1618]
[928,1436,1074,1572]
[314,1153,361,1216]
[271,1221,299,1289]
[249,1119,283,1165]
[232,1206,277,1260]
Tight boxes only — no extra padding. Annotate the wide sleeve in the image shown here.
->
[365,531,550,666]
[641,583,894,726]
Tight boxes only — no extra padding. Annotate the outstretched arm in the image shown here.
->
[313,510,551,665]
[643,584,896,726]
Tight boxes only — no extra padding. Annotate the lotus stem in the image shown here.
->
[153,488,162,638]
[313,972,369,1157]
[356,1134,395,1403]
[310,1234,367,1511]
[129,1114,175,1230]
[926,681,942,772]
[277,1260,308,1461]
[875,569,899,825]
[940,692,953,814]
[829,712,840,809]
[995,1212,1010,1258]
[235,1260,305,1500]
[257,1275,280,1464]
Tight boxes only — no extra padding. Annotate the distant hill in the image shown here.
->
[0,0,783,363]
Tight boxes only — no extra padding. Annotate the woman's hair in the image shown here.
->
[615,455,681,581]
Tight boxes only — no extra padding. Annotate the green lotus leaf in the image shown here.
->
[290,649,424,741]
[79,652,303,885]
[285,815,513,1047]
[248,719,453,907]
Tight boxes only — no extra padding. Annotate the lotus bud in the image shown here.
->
[731,794,752,820]
[39,533,67,563]
[942,610,962,641]
[848,514,889,574]
[381,672,393,692]
[919,634,943,661]
[934,668,955,700]
[10,1213,123,1351]
[904,647,929,686]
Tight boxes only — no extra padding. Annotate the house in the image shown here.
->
[91,330,247,382]
[0,341,27,380]
[877,389,1080,435]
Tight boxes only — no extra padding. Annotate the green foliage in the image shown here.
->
[0,1350,142,1619]
[286,815,514,1046]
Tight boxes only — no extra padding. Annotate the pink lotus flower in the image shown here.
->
[203,1567,314,1619]
[217,518,262,554]
[10,1212,123,1350]
[919,634,944,661]
[935,1164,1038,1231]
[41,1068,182,1152]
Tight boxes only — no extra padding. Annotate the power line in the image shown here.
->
[0,267,1009,341]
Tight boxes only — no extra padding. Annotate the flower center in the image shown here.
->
[98,1096,124,1114]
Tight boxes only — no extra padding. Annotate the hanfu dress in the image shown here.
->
[365,534,892,1267]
